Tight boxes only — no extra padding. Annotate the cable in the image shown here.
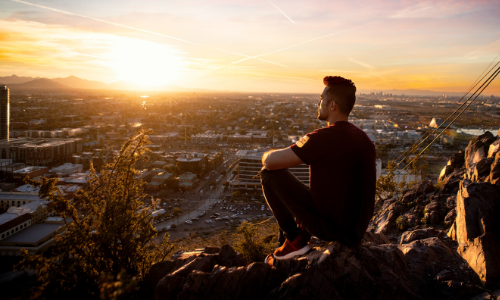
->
[391,53,500,168]
[397,64,500,176]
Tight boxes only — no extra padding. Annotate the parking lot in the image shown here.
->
[154,196,273,239]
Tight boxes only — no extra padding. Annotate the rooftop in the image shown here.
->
[0,223,63,244]
[13,166,48,175]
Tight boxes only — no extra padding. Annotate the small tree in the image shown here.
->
[172,207,183,216]
[16,130,174,299]
[233,222,276,263]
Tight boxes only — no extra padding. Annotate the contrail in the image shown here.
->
[8,0,288,68]
[348,57,375,69]
[195,19,384,78]
[196,2,435,78]
[267,0,295,24]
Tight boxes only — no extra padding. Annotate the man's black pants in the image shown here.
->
[260,168,341,243]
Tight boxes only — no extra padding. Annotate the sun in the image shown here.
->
[104,39,185,87]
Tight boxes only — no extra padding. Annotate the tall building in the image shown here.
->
[0,85,9,141]
[230,149,309,191]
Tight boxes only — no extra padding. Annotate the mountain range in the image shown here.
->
[0,74,468,96]
[0,75,203,92]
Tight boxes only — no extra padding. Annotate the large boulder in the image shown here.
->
[448,181,500,286]
[397,237,453,279]
[150,242,430,300]
[400,228,444,244]
[490,152,500,186]
[464,132,496,171]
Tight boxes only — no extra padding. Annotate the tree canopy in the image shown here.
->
[17,130,174,299]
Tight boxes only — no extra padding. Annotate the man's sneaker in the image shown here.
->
[273,230,312,260]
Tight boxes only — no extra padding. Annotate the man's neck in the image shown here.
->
[326,114,348,126]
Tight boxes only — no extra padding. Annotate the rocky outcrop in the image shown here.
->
[149,240,425,300]
[448,181,500,286]
[369,131,500,292]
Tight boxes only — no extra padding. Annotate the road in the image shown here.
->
[155,193,224,230]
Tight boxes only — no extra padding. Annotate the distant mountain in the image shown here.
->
[52,75,108,89]
[6,78,72,90]
[0,75,210,92]
[0,74,41,85]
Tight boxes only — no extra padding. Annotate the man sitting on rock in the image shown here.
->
[260,76,376,264]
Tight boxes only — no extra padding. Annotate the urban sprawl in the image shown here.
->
[1,86,499,258]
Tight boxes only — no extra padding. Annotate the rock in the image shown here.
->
[488,138,500,158]
[490,152,500,185]
[435,269,455,281]
[469,292,493,300]
[439,151,465,182]
[151,242,429,300]
[397,237,454,279]
[400,228,443,244]
[465,131,495,170]
[370,198,398,234]
[438,280,482,300]
[363,231,391,245]
[424,201,441,225]
[444,209,456,228]
[440,169,465,193]
[217,244,247,268]
[203,246,220,254]
[177,271,210,299]
[446,195,457,210]
[415,180,434,195]
[146,255,200,297]
[452,181,500,286]
[472,157,494,182]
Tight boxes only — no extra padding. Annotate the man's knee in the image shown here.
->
[260,168,288,186]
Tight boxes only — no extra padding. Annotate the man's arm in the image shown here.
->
[262,148,303,170]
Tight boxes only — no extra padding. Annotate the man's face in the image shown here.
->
[317,86,330,121]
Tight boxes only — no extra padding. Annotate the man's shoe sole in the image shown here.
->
[274,244,312,260]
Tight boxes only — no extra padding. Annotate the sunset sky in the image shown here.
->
[1,0,500,93]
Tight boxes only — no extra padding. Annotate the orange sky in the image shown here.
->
[1,0,500,94]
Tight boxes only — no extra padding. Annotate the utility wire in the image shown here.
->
[392,53,500,168]
[397,64,500,176]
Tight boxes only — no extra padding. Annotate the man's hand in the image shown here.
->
[262,148,303,170]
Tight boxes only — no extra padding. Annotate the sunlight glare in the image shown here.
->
[104,39,185,87]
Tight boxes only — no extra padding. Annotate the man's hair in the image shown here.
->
[323,76,356,115]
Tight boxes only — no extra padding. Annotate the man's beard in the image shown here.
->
[317,110,326,121]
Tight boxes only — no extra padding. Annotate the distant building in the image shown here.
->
[0,220,67,256]
[0,200,49,241]
[429,118,455,129]
[0,86,9,141]
[0,192,44,209]
[12,166,49,180]
[147,133,179,143]
[0,137,82,166]
[176,153,208,173]
[192,132,224,144]
[50,163,84,176]
[230,149,309,191]
[178,172,197,190]
[151,172,173,184]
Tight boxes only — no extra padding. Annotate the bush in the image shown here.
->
[396,216,408,231]
[233,222,276,263]
[16,130,174,299]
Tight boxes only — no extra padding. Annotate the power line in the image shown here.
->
[392,52,500,169]
[397,64,500,176]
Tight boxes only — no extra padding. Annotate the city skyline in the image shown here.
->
[1,0,500,93]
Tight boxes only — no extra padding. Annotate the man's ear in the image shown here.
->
[330,101,337,111]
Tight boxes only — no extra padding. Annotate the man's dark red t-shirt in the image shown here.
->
[290,121,376,246]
